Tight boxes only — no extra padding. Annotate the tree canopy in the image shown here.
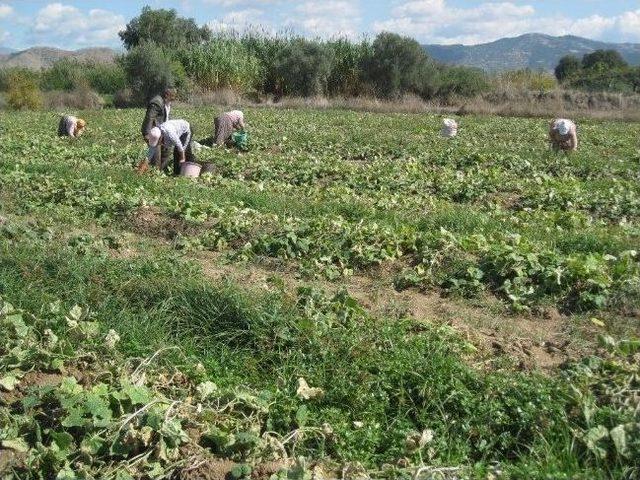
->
[119,7,211,50]
[554,55,581,82]
[581,50,628,71]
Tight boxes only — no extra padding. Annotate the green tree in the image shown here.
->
[326,38,372,96]
[437,66,489,98]
[120,42,186,103]
[362,32,438,99]
[273,38,333,96]
[581,49,628,71]
[554,55,581,82]
[119,6,211,50]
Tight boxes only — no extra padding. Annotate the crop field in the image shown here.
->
[0,107,639,479]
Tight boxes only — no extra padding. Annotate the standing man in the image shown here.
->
[140,86,176,170]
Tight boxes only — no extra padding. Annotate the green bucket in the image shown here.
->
[232,131,248,151]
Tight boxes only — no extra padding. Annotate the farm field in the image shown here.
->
[0,107,639,479]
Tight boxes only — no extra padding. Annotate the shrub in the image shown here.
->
[41,59,126,95]
[45,85,104,110]
[85,63,127,94]
[0,67,41,92]
[240,33,290,96]
[326,38,372,97]
[361,32,438,99]
[113,88,134,108]
[40,59,86,91]
[5,70,43,110]
[120,42,187,104]
[178,38,262,92]
[272,38,334,97]
[497,69,557,92]
[555,55,581,82]
[436,66,490,99]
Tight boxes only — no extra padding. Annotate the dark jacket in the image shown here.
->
[141,95,168,137]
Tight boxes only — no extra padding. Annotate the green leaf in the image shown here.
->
[583,425,609,459]
[61,408,86,428]
[85,393,113,427]
[296,405,309,427]
[68,305,83,321]
[231,464,252,479]
[610,425,628,457]
[121,383,152,406]
[56,464,77,480]
[146,462,165,477]
[1,438,29,453]
[114,470,135,480]
[6,313,29,337]
[81,434,105,456]
[50,431,75,453]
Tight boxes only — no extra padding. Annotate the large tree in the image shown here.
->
[554,55,581,82]
[581,49,628,71]
[119,7,211,50]
[361,32,438,99]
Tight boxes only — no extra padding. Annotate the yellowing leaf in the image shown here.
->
[1,438,29,453]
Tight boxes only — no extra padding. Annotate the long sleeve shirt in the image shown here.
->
[141,95,168,137]
[160,119,191,153]
[62,115,78,137]
[227,110,245,129]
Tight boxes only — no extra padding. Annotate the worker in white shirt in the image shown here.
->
[146,119,197,175]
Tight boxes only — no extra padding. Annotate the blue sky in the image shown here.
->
[1,1,640,51]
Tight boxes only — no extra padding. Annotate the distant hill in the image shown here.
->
[0,47,118,70]
[424,34,640,72]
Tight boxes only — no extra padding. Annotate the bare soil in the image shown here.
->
[194,251,577,371]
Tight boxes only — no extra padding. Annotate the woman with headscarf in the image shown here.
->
[549,118,578,152]
[57,115,86,138]
[213,110,245,146]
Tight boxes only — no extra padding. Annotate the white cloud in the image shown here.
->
[207,8,272,33]
[287,1,362,38]
[29,3,125,48]
[0,3,13,18]
[374,1,640,45]
[207,1,361,38]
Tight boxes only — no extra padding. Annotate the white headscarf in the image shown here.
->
[554,119,573,136]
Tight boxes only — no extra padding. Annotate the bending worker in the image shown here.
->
[58,115,86,138]
[549,118,578,152]
[146,119,196,175]
[214,110,245,146]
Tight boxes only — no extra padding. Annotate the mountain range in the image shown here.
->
[424,33,640,72]
[0,47,117,70]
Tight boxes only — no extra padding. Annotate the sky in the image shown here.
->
[1,1,640,51]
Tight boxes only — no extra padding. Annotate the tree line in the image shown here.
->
[555,50,640,93]
[2,6,639,111]
[0,7,490,108]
